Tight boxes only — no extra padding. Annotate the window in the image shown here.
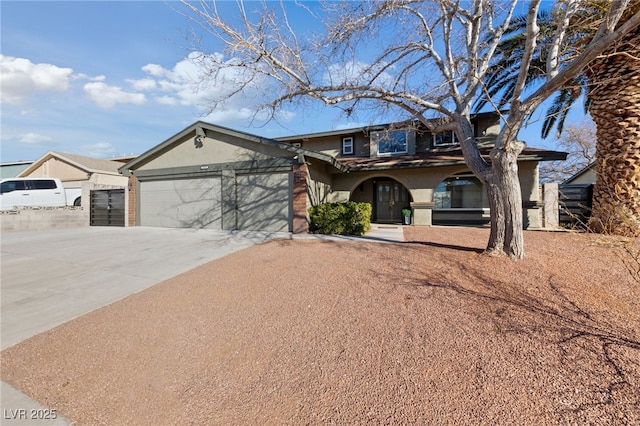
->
[433,176,487,208]
[433,130,457,147]
[373,129,407,155]
[0,180,26,194]
[342,136,354,155]
[31,180,57,190]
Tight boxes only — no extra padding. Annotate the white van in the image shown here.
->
[0,178,81,210]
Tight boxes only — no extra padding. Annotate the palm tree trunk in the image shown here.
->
[587,30,640,237]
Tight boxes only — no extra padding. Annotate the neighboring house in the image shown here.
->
[2,153,134,231]
[563,162,596,185]
[1,160,34,178]
[18,152,131,225]
[558,162,596,226]
[119,114,566,233]
[19,151,129,188]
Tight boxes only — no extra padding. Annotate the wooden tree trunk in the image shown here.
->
[587,30,640,237]
[457,119,526,259]
[486,142,526,259]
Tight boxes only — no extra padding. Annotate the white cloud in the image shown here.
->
[154,95,179,105]
[79,141,116,158]
[141,63,165,77]
[140,51,292,127]
[84,81,147,109]
[19,132,55,146]
[203,107,265,123]
[127,77,157,91]
[0,55,74,104]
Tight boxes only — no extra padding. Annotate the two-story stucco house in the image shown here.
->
[118,113,566,232]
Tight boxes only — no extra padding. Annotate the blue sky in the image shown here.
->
[1,1,588,163]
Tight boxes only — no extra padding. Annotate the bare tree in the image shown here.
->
[179,0,640,259]
[539,118,596,183]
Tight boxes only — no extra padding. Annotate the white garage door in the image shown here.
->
[236,173,289,232]
[139,178,222,229]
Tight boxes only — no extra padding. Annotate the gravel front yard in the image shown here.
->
[2,226,639,425]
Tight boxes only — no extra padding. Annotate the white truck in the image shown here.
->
[0,178,82,210]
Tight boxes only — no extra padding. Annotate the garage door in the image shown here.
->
[236,172,289,232]
[139,178,222,229]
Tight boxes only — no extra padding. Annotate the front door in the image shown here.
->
[375,181,407,223]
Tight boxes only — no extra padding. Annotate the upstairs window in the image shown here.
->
[342,136,354,155]
[433,130,457,147]
[373,129,407,155]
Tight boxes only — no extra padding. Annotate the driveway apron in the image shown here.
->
[1,226,280,425]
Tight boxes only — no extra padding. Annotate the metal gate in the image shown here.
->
[90,189,125,227]
[559,184,593,226]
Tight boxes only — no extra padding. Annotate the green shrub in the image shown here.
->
[308,201,372,236]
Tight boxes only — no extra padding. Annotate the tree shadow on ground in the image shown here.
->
[400,261,640,424]
[404,240,485,253]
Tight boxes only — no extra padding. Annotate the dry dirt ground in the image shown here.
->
[2,227,639,425]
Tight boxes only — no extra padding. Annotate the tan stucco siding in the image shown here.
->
[294,133,371,158]
[136,134,291,171]
[474,115,501,137]
[330,165,470,204]
[567,168,596,184]
[312,160,542,228]
[518,162,540,203]
[24,158,87,181]
[93,174,128,187]
[306,162,335,207]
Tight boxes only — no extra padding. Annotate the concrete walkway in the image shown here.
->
[1,225,404,425]
[295,223,406,243]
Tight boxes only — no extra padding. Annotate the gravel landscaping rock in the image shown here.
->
[2,226,639,425]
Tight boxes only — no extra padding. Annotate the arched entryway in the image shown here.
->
[433,173,490,225]
[350,178,413,223]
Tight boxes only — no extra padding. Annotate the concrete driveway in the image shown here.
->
[1,226,282,425]
[0,224,403,425]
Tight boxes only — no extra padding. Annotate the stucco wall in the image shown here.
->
[308,160,544,228]
[291,133,371,158]
[137,132,291,171]
[0,207,88,232]
[25,158,88,181]
[306,162,335,207]
[65,174,128,189]
[566,167,596,185]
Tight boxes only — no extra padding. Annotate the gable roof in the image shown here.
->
[118,121,348,175]
[18,151,123,177]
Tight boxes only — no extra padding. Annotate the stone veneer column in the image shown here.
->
[292,163,309,233]
[128,176,136,226]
